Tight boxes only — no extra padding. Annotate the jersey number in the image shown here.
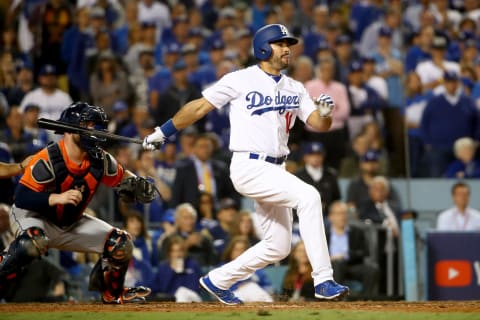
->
[285,112,293,134]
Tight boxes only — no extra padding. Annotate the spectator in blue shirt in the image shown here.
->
[372,26,404,108]
[124,211,154,264]
[404,26,433,73]
[349,0,384,43]
[22,103,49,152]
[149,43,182,110]
[61,7,90,92]
[404,71,434,177]
[420,71,480,177]
[345,60,387,141]
[196,191,218,231]
[333,34,360,84]
[153,59,202,127]
[4,61,35,107]
[302,5,328,62]
[153,235,203,302]
[112,0,139,55]
[472,58,480,109]
[67,8,104,100]
[159,15,190,51]
[0,106,37,163]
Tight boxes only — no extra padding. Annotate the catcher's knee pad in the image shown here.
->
[0,227,48,284]
[103,228,133,264]
[88,229,133,299]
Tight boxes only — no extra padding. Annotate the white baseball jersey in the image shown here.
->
[203,64,335,290]
[202,65,317,157]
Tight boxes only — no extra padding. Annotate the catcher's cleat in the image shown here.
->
[314,280,350,300]
[102,296,146,304]
[102,286,151,304]
[199,276,243,305]
[123,286,151,301]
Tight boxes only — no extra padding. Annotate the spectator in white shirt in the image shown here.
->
[19,64,73,122]
[436,181,480,231]
[415,36,460,93]
[362,56,388,101]
[137,0,171,38]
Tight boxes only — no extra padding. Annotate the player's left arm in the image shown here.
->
[105,152,161,203]
[306,111,332,132]
[299,87,333,132]
[306,93,336,131]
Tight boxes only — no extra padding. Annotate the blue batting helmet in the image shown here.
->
[253,24,298,60]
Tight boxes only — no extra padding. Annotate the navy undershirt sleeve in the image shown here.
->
[14,184,52,212]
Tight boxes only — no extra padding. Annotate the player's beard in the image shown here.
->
[72,134,84,150]
[271,53,290,71]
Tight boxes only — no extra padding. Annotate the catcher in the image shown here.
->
[0,102,157,304]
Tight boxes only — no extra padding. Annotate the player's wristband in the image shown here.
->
[160,119,178,137]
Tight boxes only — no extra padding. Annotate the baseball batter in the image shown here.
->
[144,24,349,304]
[0,102,154,304]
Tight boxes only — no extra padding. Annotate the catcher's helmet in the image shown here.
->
[253,24,298,60]
[58,102,109,159]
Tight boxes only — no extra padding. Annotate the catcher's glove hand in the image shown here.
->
[116,176,158,203]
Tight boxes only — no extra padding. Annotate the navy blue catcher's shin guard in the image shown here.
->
[0,227,49,291]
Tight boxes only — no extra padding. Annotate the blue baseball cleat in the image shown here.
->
[199,276,243,305]
[314,280,350,300]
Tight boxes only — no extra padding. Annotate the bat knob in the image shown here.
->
[152,142,164,149]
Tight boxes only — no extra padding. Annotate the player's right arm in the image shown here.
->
[0,155,33,178]
[47,190,82,206]
[143,97,215,149]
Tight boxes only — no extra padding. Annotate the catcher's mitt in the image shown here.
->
[116,176,158,203]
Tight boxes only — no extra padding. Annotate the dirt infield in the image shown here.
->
[2,301,480,313]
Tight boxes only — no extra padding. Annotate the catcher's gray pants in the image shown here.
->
[10,205,114,253]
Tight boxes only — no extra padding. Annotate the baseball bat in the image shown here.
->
[37,118,161,147]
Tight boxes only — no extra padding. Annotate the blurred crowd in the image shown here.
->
[1,0,480,303]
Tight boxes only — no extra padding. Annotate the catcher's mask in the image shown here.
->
[58,102,109,159]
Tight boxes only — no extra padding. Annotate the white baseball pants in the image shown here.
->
[208,152,333,289]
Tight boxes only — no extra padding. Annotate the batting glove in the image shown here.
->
[142,127,166,150]
[315,94,335,117]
